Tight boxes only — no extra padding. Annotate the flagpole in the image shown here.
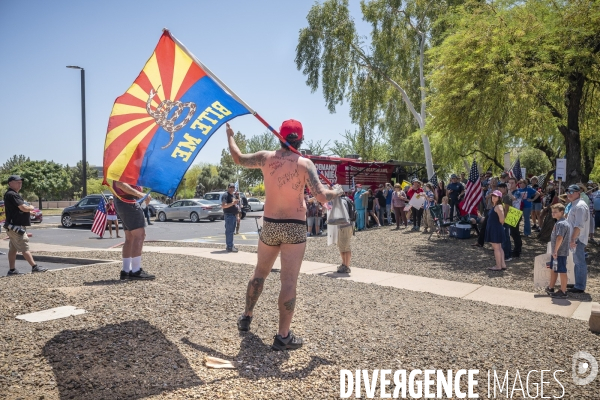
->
[167,29,334,186]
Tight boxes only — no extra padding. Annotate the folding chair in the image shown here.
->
[428,205,453,241]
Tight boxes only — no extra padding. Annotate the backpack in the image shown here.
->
[344,197,357,222]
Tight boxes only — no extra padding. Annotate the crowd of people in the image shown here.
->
[301,170,599,296]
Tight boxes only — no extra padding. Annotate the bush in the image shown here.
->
[250,182,265,196]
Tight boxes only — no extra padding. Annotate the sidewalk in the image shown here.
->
[9,242,595,322]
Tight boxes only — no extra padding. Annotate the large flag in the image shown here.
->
[103,30,251,196]
[91,197,107,237]
[462,161,482,214]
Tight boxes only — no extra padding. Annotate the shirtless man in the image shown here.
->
[227,120,342,351]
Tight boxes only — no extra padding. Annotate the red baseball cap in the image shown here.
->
[279,119,303,140]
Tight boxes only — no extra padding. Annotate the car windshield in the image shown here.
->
[149,199,164,205]
[204,193,222,201]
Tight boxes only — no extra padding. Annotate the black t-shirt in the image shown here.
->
[3,189,30,226]
[367,196,375,211]
[376,190,386,207]
[221,192,238,215]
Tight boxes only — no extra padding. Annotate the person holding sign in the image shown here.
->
[498,183,513,262]
[507,178,523,258]
[407,180,424,231]
[485,191,507,271]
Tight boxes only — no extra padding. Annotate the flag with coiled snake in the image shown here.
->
[102,30,249,197]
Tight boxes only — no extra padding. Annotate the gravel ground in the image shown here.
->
[1,250,600,399]
[144,226,600,296]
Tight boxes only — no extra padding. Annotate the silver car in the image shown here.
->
[156,199,223,222]
[247,197,265,211]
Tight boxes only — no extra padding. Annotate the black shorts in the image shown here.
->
[115,198,146,231]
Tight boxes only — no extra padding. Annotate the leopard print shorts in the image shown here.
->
[259,217,307,246]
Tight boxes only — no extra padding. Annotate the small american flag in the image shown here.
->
[429,173,438,189]
[91,198,107,237]
[462,161,482,214]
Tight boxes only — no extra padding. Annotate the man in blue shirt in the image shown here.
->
[446,174,464,222]
[517,179,539,236]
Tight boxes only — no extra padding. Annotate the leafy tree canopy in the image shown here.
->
[428,0,600,183]
[12,160,70,209]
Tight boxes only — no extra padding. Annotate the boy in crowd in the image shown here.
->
[545,203,571,298]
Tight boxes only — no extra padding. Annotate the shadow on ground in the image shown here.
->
[43,319,202,399]
[181,333,330,381]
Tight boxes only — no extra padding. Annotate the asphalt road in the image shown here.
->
[6,212,265,249]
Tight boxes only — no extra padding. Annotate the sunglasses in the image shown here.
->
[566,191,577,194]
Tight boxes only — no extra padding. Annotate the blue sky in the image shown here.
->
[0,1,368,169]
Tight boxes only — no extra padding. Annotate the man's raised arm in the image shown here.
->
[226,123,268,169]
[305,159,342,203]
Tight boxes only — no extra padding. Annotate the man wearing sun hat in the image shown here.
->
[226,119,343,351]
[565,184,589,294]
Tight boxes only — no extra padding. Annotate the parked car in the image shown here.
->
[246,197,265,211]
[24,202,43,223]
[156,199,223,222]
[148,199,167,217]
[61,194,104,228]
[203,191,251,219]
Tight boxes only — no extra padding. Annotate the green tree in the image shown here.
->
[195,165,221,195]
[295,0,465,177]
[302,139,331,156]
[428,0,600,184]
[1,154,30,173]
[65,161,99,198]
[13,160,70,209]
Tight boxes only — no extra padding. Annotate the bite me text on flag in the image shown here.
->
[103,30,250,196]
[91,197,107,238]
[462,161,482,215]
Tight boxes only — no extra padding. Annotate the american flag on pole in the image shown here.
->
[91,197,107,237]
[462,161,482,214]
[508,158,522,180]
[429,173,438,189]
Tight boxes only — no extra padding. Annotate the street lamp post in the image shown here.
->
[66,65,87,197]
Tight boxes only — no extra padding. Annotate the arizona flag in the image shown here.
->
[103,30,250,196]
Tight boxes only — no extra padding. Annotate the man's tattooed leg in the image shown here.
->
[283,297,296,313]
[245,277,265,315]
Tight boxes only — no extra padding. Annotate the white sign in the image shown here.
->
[556,159,567,180]
[521,168,526,179]
[533,242,575,289]
[408,194,426,210]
